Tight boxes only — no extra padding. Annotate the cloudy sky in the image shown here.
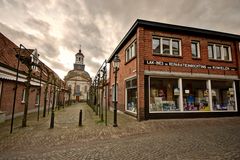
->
[0,0,240,79]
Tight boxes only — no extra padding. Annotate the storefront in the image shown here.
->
[148,77,237,113]
[107,19,240,121]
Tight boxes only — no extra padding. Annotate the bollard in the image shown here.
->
[50,110,55,129]
[79,109,82,126]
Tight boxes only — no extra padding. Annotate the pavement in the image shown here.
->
[0,103,240,159]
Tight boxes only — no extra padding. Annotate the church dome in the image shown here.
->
[64,69,91,81]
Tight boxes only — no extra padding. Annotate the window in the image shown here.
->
[208,44,231,61]
[35,90,40,105]
[208,45,214,59]
[183,80,209,111]
[216,45,221,60]
[223,46,230,61]
[152,38,160,53]
[149,78,180,112]
[85,86,87,92]
[191,41,200,58]
[152,37,181,56]
[75,85,80,96]
[125,41,136,62]
[162,39,170,54]
[126,78,137,113]
[21,89,26,103]
[112,84,118,102]
[212,80,236,111]
[172,40,179,55]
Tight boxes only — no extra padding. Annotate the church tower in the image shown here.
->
[74,47,85,71]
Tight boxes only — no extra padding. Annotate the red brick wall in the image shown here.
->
[108,34,137,112]
[0,80,46,116]
[143,29,239,76]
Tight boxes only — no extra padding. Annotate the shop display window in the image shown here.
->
[149,78,180,112]
[126,78,137,113]
[183,80,210,111]
[211,81,236,111]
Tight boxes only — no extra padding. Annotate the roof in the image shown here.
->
[107,19,240,62]
[76,49,84,57]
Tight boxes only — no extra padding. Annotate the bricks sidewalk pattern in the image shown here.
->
[0,103,240,159]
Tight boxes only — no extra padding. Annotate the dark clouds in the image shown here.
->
[0,0,240,79]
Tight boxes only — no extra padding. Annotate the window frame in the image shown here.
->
[152,36,182,56]
[125,77,137,114]
[191,41,200,58]
[148,76,238,113]
[208,43,232,61]
[21,88,26,103]
[125,41,136,63]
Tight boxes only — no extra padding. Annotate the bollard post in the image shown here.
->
[50,110,55,129]
[79,109,82,126]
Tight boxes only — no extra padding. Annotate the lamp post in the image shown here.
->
[113,54,120,127]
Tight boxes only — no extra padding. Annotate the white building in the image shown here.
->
[64,48,91,102]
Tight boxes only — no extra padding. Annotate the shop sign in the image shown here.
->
[174,88,180,96]
[144,60,237,71]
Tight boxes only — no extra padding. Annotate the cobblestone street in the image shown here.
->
[0,103,240,159]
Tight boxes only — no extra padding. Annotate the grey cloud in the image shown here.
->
[1,0,240,79]
[41,54,69,72]
[25,18,50,33]
[0,22,39,46]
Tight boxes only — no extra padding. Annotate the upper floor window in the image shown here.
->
[152,37,181,56]
[208,44,232,61]
[191,41,200,58]
[125,41,136,62]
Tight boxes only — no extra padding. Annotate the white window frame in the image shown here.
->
[208,44,232,61]
[152,37,182,56]
[191,41,200,58]
[125,77,137,114]
[148,77,238,113]
[125,41,136,62]
[21,88,26,103]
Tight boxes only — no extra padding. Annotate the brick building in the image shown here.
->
[0,33,66,122]
[107,19,240,121]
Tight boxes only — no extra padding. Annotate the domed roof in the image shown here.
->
[64,69,91,81]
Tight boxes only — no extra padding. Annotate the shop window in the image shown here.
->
[183,80,210,111]
[149,78,180,112]
[211,81,236,111]
[112,84,118,102]
[208,43,231,61]
[125,41,136,62]
[152,37,181,56]
[125,78,137,113]
[191,41,200,58]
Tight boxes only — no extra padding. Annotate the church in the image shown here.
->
[64,48,91,102]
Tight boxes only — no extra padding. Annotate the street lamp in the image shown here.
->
[113,54,120,127]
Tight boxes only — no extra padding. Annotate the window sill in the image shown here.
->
[125,56,136,65]
[153,53,183,58]
[124,110,137,117]
[21,101,25,104]
[209,59,232,63]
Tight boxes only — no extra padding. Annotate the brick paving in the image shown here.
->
[0,103,240,159]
